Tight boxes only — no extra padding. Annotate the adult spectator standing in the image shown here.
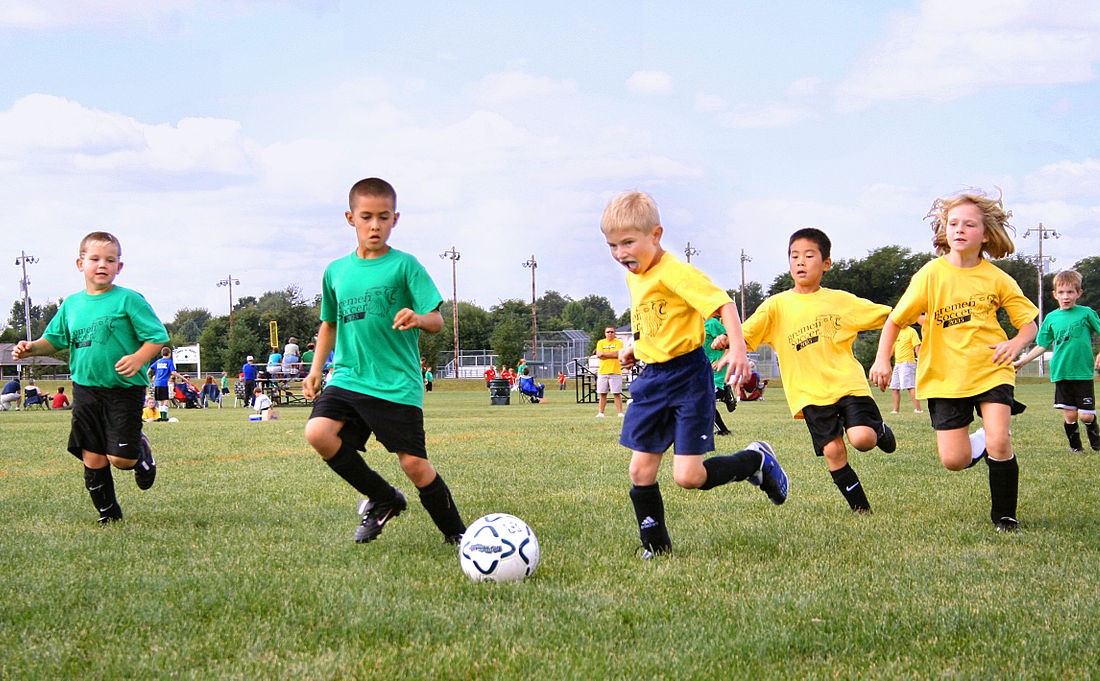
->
[242,355,258,407]
[595,326,625,418]
[1,376,22,411]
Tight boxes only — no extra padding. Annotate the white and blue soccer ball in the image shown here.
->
[458,513,540,583]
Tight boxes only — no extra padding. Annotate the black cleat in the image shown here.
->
[1087,423,1100,451]
[994,516,1019,533]
[134,433,156,490]
[746,441,788,505]
[718,385,737,413]
[877,422,897,453]
[97,505,123,524]
[444,533,463,546]
[354,489,407,543]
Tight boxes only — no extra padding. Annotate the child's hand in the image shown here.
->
[868,358,891,391]
[302,373,322,400]
[619,346,636,370]
[715,349,750,388]
[392,308,420,331]
[10,340,31,361]
[710,333,729,351]
[990,340,1022,366]
[114,354,144,378]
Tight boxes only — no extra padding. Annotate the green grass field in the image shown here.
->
[3,379,1100,679]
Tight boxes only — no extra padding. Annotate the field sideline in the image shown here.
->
[2,379,1100,679]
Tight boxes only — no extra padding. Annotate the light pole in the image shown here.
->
[684,242,699,263]
[15,251,38,345]
[739,249,752,318]
[1023,223,1059,375]
[217,275,240,330]
[440,246,461,378]
[523,254,538,360]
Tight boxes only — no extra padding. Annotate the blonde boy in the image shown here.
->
[601,191,788,558]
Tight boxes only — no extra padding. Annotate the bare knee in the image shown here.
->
[399,454,435,487]
[847,426,877,452]
[672,468,705,489]
[304,419,341,459]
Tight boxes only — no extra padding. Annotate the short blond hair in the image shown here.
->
[79,231,122,258]
[927,189,1015,259]
[1053,269,1083,292]
[600,191,660,235]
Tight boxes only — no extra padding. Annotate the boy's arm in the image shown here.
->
[303,321,336,399]
[992,320,1038,366]
[10,338,58,361]
[712,302,750,387]
[393,308,444,333]
[869,319,902,391]
[1012,343,1048,370]
[116,342,166,378]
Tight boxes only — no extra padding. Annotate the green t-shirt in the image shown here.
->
[300,350,315,368]
[43,285,169,389]
[320,249,443,407]
[1036,305,1100,382]
[703,316,727,389]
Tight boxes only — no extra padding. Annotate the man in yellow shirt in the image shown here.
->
[595,326,625,417]
[889,320,923,414]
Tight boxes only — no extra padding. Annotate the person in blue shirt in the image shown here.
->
[241,355,259,407]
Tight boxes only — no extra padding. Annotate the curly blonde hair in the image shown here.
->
[926,189,1015,259]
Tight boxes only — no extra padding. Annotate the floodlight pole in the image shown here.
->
[1023,223,1060,376]
[217,275,241,330]
[684,242,699,263]
[15,251,38,345]
[739,248,752,319]
[523,255,538,360]
[440,246,461,378]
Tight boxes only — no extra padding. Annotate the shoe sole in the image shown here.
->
[134,434,156,490]
[748,441,788,505]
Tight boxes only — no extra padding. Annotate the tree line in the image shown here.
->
[6,250,1099,374]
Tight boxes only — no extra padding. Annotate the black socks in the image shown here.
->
[830,464,870,512]
[698,450,763,490]
[84,465,121,521]
[630,483,671,553]
[325,445,396,502]
[418,474,466,539]
[986,456,1019,523]
[1065,422,1083,451]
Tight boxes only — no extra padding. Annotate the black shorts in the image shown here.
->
[309,385,428,458]
[926,384,1022,431]
[801,395,883,457]
[1054,380,1096,413]
[153,385,169,402]
[67,383,146,460]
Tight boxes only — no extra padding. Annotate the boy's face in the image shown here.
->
[603,225,663,275]
[76,240,123,294]
[788,238,830,293]
[346,193,399,258]
[1053,284,1081,310]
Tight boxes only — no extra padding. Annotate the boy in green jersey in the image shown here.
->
[13,232,168,523]
[303,178,466,545]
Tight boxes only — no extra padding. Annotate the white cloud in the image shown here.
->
[1021,159,1100,202]
[722,103,816,129]
[627,70,673,94]
[836,0,1100,108]
[477,71,576,105]
[694,92,726,113]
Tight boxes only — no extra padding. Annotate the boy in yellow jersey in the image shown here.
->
[601,191,788,558]
[743,228,896,514]
[889,319,923,414]
[870,190,1037,531]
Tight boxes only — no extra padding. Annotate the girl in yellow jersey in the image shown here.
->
[870,190,1038,532]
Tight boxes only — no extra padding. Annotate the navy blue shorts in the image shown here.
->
[309,385,428,458]
[67,383,146,460]
[620,348,715,456]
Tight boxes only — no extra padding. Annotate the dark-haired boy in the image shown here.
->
[742,228,895,514]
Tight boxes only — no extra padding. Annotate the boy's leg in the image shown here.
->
[910,389,922,412]
[83,451,122,523]
[713,407,730,436]
[1062,408,1083,452]
[822,437,870,512]
[891,390,901,414]
[629,452,671,554]
[399,453,466,543]
[685,442,788,505]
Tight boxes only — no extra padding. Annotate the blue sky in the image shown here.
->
[2,1,1098,326]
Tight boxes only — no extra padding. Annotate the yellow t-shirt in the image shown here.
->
[142,407,158,420]
[597,338,624,374]
[892,325,920,365]
[743,288,890,418]
[890,257,1038,399]
[626,252,732,364]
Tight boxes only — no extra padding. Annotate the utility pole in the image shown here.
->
[740,249,752,318]
[15,251,38,345]
[1023,223,1059,376]
[523,255,538,360]
[440,246,461,378]
[217,275,240,330]
[684,242,699,263]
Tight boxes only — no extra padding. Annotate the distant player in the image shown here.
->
[13,232,166,523]
[1013,269,1100,451]
[601,190,788,559]
[871,189,1038,531]
[303,177,466,545]
[889,319,923,414]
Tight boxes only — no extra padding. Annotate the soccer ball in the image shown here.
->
[458,513,540,583]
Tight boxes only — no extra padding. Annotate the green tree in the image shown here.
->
[166,308,213,344]
[489,299,533,365]
[728,282,765,319]
[5,298,61,341]
[1072,256,1100,311]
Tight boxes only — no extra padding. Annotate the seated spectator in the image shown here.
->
[281,352,301,377]
[175,376,203,409]
[266,350,284,375]
[738,361,768,402]
[142,396,159,421]
[23,379,49,408]
[283,337,300,361]
[253,386,278,421]
[301,342,316,370]
[52,386,71,410]
[519,368,545,401]
[1,377,22,411]
[200,376,221,407]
